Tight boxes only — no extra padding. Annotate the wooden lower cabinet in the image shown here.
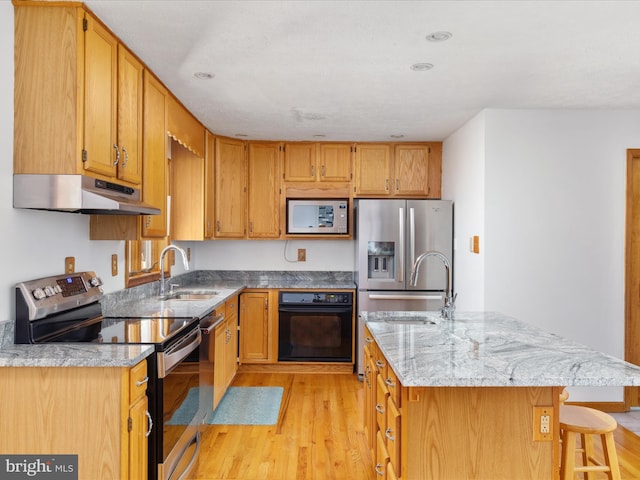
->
[363,332,560,479]
[0,361,149,480]
[213,296,239,408]
[239,290,278,364]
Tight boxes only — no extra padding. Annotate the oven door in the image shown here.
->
[153,326,202,480]
[278,305,353,362]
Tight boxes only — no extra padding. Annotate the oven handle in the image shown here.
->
[278,305,353,314]
[157,327,201,378]
[172,431,201,480]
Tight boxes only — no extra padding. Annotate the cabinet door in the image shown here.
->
[318,143,352,182]
[247,143,281,238]
[213,322,227,408]
[204,131,216,239]
[224,297,239,385]
[354,144,392,196]
[283,143,317,181]
[386,398,401,476]
[214,137,246,238]
[239,292,270,363]
[83,13,118,178]
[394,144,430,196]
[363,344,376,452]
[116,45,143,185]
[141,72,167,238]
[128,395,149,480]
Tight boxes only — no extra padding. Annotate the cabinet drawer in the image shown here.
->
[384,367,401,408]
[226,295,239,320]
[385,397,401,475]
[129,360,148,403]
[376,374,389,434]
[375,429,390,479]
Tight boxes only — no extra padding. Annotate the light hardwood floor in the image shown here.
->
[185,372,640,480]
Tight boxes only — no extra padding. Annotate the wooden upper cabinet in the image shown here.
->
[116,45,143,185]
[354,144,392,196]
[140,72,168,238]
[394,144,429,196]
[214,137,247,238]
[247,143,281,239]
[354,143,441,198]
[83,14,118,179]
[14,5,142,188]
[283,143,316,181]
[204,131,216,239]
[283,143,352,182]
[170,140,205,241]
[318,143,352,182]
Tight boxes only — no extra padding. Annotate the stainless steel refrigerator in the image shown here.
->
[354,199,453,375]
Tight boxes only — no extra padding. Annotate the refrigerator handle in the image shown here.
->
[398,207,404,283]
[409,207,416,271]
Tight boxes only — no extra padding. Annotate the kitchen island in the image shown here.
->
[361,310,640,480]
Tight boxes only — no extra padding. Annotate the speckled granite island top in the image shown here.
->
[363,310,640,388]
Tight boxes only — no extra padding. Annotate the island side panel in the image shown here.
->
[404,386,560,480]
[0,366,126,479]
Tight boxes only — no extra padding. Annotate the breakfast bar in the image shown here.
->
[361,311,640,480]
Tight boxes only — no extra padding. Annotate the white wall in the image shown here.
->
[183,239,354,271]
[442,111,486,310]
[446,108,640,401]
[0,3,127,321]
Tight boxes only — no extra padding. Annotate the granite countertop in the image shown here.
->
[0,270,355,368]
[363,310,640,388]
[0,321,153,367]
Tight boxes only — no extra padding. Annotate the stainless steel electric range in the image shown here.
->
[14,271,203,480]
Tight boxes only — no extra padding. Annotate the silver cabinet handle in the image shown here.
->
[121,146,128,168]
[136,376,149,387]
[375,464,385,476]
[385,378,395,388]
[365,336,374,344]
[113,144,120,165]
[375,360,386,369]
[375,403,385,414]
[145,410,153,437]
[385,427,395,442]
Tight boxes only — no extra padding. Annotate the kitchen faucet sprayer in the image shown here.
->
[409,250,456,319]
[159,245,190,296]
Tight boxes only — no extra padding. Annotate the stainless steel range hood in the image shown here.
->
[13,174,161,215]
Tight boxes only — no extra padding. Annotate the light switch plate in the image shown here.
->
[111,254,118,276]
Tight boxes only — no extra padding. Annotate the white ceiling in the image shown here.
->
[84,0,640,142]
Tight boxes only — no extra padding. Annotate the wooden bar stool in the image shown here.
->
[559,405,621,480]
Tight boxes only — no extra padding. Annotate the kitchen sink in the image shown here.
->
[162,290,219,301]
[383,316,437,325]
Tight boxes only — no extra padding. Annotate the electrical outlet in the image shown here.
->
[65,256,75,274]
[533,406,553,442]
[111,254,118,276]
[297,249,306,262]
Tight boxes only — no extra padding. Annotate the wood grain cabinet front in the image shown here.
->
[283,143,352,183]
[0,361,149,480]
[239,290,277,364]
[14,5,143,186]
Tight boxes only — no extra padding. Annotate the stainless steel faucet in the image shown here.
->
[409,250,456,319]
[159,245,190,296]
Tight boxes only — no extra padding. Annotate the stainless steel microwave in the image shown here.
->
[287,199,349,234]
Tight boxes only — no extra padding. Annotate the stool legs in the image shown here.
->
[601,432,622,480]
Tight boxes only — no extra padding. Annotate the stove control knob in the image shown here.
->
[54,285,62,294]
[32,288,46,300]
[89,277,103,287]
[44,286,55,297]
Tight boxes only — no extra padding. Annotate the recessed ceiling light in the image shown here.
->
[390,134,405,139]
[410,63,434,72]
[426,31,452,42]
[313,134,326,138]
[235,133,248,137]
[194,72,215,80]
